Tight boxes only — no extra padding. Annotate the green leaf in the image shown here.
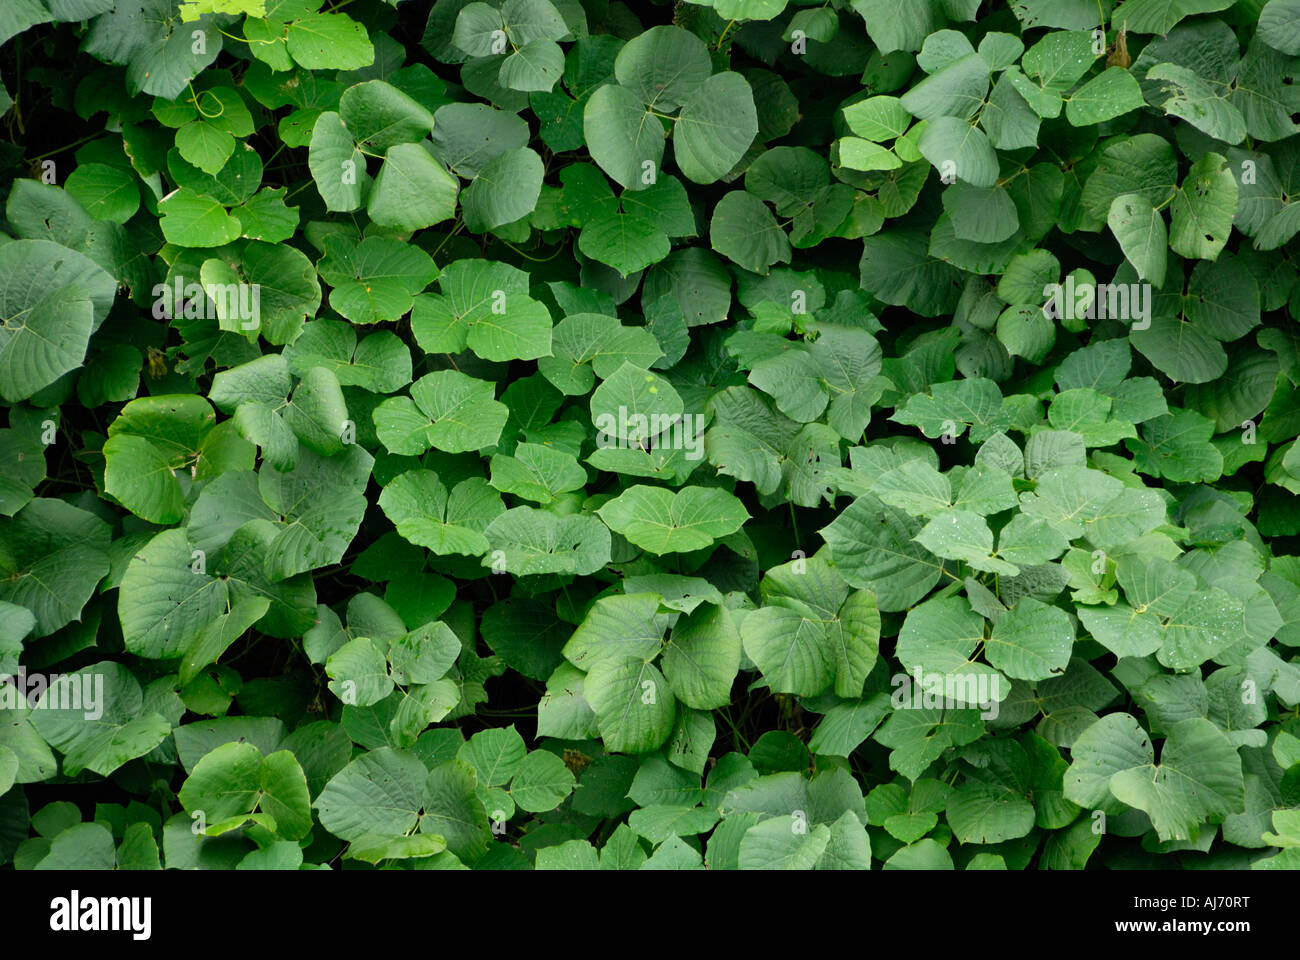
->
[1119,0,1234,35]
[897,595,1005,701]
[985,597,1075,681]
[411,259,552,361]
[615,25,711,110]
[490,443,586,504]
[738,816,832,868]
[389,621,461,686]
[63,163,140,224]
[1107,193,1167,286]
[0,239,114,401]
[584,85,664,191]
[899,53,990,120]
[565,603,671,686]
[326,637,394,707]
[85,0,224,100]
[1065,67,1144,125]
[1169,152,1238,260]
[500,39,565,92]
[748,350,829,423]
[1260,0,1300,54]
[843,96,912,140]
[159,189,242,247]
[1145,64,1247,145]
[257,751,313,840]
[809,324,885,440]
[339,79,437,152]
[344,833,447,864]
[942,183,1020,243]
[674,72,758,184]
[662,603,742,710]
[0,745,18,796]
[0,499,110,639]
[578,214,670,278]
[119,528,228,660]
[917,116,999,187]
[914,509,1019,575]
[285,12,374,71]
[981,73,1041,148]
[34,823,116,871]
[367,142,459,233]
[462,147,543,232]
[1022,29,1097,90]
[30,663,170,777]
[891,377,1004,440]
[598,485,748,554]
[309,111,370,212]
[821,496,943,611]
[1080,134,1178,222]
[481,507,611,576]
[236,187,298,243]
[180,596,270,686]
[283,319,412,394]
[742,603,835,696]
[539,312,663,394]
[430,102,530,178]
[710,190,792,275]
[584,657,676,754]
[838,138,903,172]
[1125,409,1224,482]
[1103,717,1244,842]
[175,120,235,176]
[316,747,428,841]
[510,749,576,812]
[590,362,684,444]
[103,434,186,524]
[459,726,526,786]
[374,370,508,455]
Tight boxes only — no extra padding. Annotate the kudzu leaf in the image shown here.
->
[579,213,670,278]
[710,190,792,275]
[309,111,370,212]
[285,12,374,71]
[584,86,664,191]
[584,657,676,754]
[1169,152,1238,260]
[367,142,459,233]
[462,147,543,232]
[1108,193,1168,286]
[917,116,999,187]
[375,371,508,456]
[30,663,170,777]
[674,72,758,185]
[339,79,436,152]
[482,507,611,576]
[490,443,586,504]
[1065,67,1144,125]
[597,485,749,554]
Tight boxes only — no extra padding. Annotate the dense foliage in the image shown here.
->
[1,0,1299,872]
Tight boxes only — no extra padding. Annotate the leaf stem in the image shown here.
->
[25,132,101,163]
[430,218,465,259]
[716,19,737,50]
